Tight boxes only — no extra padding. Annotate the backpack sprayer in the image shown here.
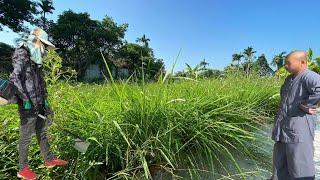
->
[0,79,17,106]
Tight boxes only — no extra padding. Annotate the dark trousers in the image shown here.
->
[18,109,55,169]
[271,140,315,180]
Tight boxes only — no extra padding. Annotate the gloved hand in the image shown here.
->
[44,99,50,108]
[23,100,32,110]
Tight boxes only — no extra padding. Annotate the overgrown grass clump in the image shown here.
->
[0,76,282,179]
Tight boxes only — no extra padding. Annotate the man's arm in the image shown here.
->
[40,68,48,99]
[9,48,29,102]
[301,71,320,108]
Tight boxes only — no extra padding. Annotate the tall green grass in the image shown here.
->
[0,75,282,179]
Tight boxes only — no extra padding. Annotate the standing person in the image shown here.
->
[271,50,320,180]
[10,28,68,180]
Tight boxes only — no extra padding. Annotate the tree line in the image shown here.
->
[175,46,320,80]
[0,0,165,81]
[1,1,320,81]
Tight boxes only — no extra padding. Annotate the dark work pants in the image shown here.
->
[18,108,55,169]
[271,140,315,180]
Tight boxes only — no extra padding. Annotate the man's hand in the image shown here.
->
[299,103,317,115]
[23,100,32,110]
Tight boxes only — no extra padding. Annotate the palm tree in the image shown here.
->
[243,46,256,77]
[308,48,313,63]
[38,0,55,29]
[232,53,243,71]
[136,34,150,48]
[185,63,201,79]
[199,59,209,70]
[271,51,286,71]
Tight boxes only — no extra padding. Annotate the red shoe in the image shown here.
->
[17,166,38,180]
[44,158,68,168]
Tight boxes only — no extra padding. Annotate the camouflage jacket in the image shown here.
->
[9,45,48,111]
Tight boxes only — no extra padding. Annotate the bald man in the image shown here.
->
[271,51,320,179]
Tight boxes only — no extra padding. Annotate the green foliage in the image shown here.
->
[271,51,286,71]
[0,77,281,179]
[227,47,276,78]
[136,34,150,48]
[43,50,77,84]
[0,42,14,77]
[275,66,290,78]
[308,61,320,73]
[267,48,320,78]
[49,10,164,81]
[232,53,243,70]
[34,0,55,30]
[175,59,222,80]
[0,0,38,32]
[253,54,274,76]
[50,10,165,82]
[49,10,106,78]
[243,46,256,77]
[184,63,202,79]
[275,63,320,78]
[117,43,165,81]
[308,48,313,62]
[306,48,320,73]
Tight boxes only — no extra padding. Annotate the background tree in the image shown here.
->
[232,53,243,71]
[224,64,238,74]
[199,59,209,70]
[315,57,320,66]
[99,16,128,79]
[49,10,129,80]
[49,10,100,78]
[100,16,128,56]
[306,48,320,73]
[185,63,201,79]
[243,46,256,77]
[136,34,150,48]
[201,69,223,79]
[182,60,215,80]
[253,54,274,76]
[271,51,286,71]
[36,0,55,30]
[0,0,38,32]
[272,50,318,78]
[0,42,14,78]
[117,42,164,81]
[308,48,313,63]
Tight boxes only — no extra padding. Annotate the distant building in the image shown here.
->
[84,64,101,81]
[84,58,130,81]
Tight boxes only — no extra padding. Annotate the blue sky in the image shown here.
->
[1,0,320,72]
